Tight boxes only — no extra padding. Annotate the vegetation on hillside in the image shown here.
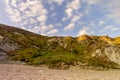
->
[0,24,120,69]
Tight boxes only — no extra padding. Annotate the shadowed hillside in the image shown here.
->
[0,23,120,70]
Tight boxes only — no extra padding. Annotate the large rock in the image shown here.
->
[104,45,120,65]
[0,38,20,52]
[0,51,7,61]
[92,45,120,65]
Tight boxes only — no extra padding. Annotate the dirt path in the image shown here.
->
[0,64,120,80]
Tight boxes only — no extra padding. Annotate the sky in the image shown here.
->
[0,0,120,37]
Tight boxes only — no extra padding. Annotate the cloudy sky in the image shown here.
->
[0,0,120,37]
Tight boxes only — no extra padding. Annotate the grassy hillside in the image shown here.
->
[0,23,120,69]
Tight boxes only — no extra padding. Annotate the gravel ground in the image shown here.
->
[0,64,120,80]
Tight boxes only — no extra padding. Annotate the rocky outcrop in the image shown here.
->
[104,45,120,65]
[0,36,20,63]
[0,38,20,52]
[91,44,120,68]
[0,50,7,61]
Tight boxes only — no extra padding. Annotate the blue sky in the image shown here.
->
[0,0,120,37]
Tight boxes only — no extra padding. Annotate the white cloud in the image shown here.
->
[104,25,113,30]
[10,0,17,7]
[40,26,49,33]
[4,0,47,25]
[23,1,47,19]
[86,0,120,24]
[66,0,81,10]
[78,0,120,35]
[4,0,50,34]
[100,25,118,32]
[32,24,54,34]
[71,14,83,23]
[63,0,82,31]
[4,0,9,4]
[47,29,58,35]
[65,0,81,19]
[54,0,64,5]
[77,27,88,36]
[105,25,118,31]
[65,8,73,18]
[98,20,105,26]
[111,27,118,31]
[37,15,47,25]
[28,18,37,24]
[64,23,75,31]
[40,24,54,33]
[90,31,95,34]
[85,0,101,5]
[31,26,40,33]
[6,6,22,22]
[62,17,66,21]
[103,0,120,23]
[48,0,64,5]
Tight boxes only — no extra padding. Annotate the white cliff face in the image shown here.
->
[104,45,120,65]
[92,45,120,65]
[92,49,103,57]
